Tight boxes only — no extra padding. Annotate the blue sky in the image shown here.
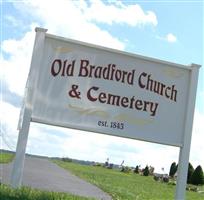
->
[1,0,203,173]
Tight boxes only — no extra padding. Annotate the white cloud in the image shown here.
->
[12,0,157,49]
[1,24,36,96]
[166,33,177,43]
[83,0,158,26]
[190,111,204,168]
[156,33,177,43]
[4,15,21,27]
[0,101,20,150]
[13,0,125,50]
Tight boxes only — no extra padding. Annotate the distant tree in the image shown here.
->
[121,166,131,173]
[104,158,109,167]
[143,166,149,176]
[134,165,139,174]
[62,157,72,162]
[162,176,169,183]
[190,165,204,185]
[149,166,155,175]
[169,162,177,177]
[187,163,194,184]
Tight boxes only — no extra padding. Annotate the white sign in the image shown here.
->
[29,32,190,147]
[12,28,201,200]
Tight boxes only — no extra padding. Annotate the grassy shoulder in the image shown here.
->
[0,184,95,200]
[0,152,14,163]
[54,160,204,200]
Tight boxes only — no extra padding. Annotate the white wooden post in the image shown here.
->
[10,28,47,188]
[10,108,31,187]
[175,64,200,200]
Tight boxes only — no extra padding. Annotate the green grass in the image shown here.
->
[0,184,95,200]
[0,152,14,163]
[55,160,204,200]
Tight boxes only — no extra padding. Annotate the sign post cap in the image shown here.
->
[35,27,48,33]
[190,63,202,69]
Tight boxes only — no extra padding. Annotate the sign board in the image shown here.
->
[12,28,201,200]
[26,31,191,147]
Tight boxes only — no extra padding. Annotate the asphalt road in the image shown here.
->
[0,156,112,200]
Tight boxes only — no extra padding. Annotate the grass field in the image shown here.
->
[55,160,204,200]
[0,184,95,200]
[0,152,14,163]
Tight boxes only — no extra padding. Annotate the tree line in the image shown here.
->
[169,162,204,185]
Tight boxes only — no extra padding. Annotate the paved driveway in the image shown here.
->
[0,156,112,200]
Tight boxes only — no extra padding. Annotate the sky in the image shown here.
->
[0,0,203,174]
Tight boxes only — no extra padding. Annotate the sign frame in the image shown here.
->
[10,28,201,200]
